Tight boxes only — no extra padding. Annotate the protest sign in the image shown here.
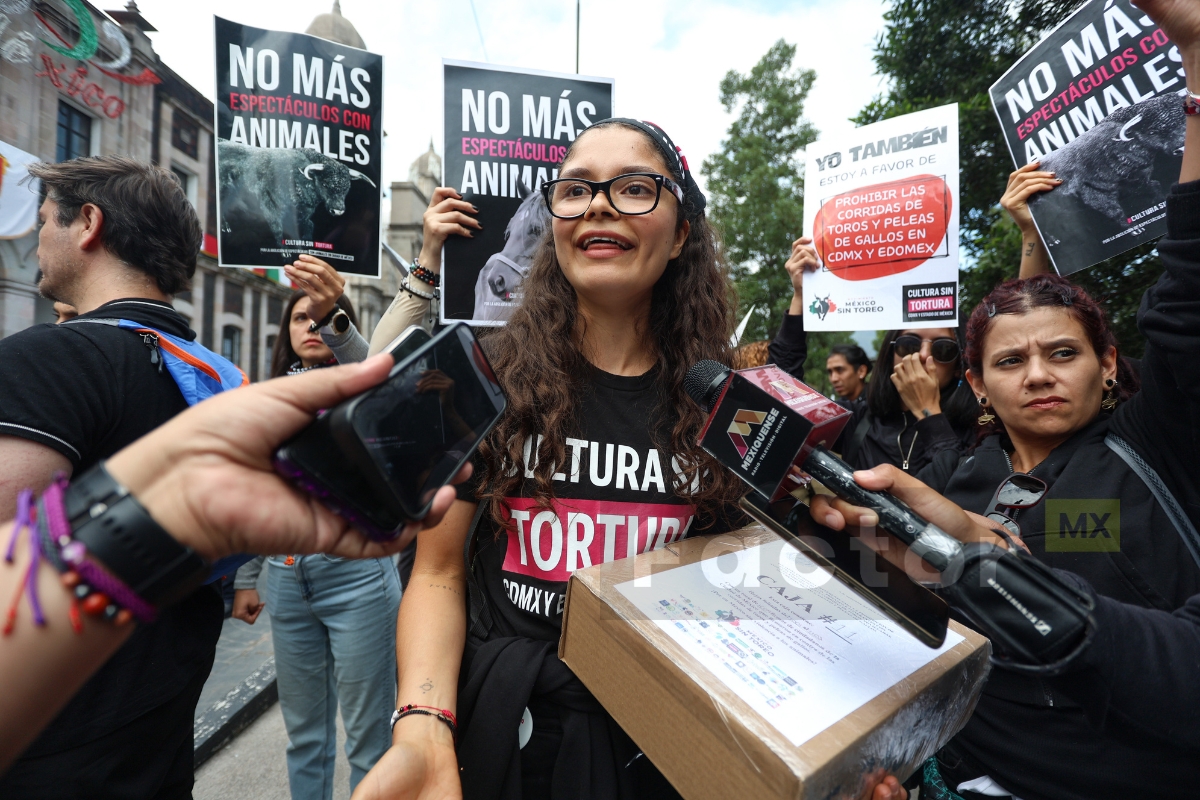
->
[801,104,960,332]
[989,0,1183,275]
[213,17,383,276]
[0,141,38,240]
[442,60,613,325]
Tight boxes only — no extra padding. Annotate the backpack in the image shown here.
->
[65,317,251,581]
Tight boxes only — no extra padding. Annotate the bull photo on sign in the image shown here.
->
[1029,92,1184,269]
[217,141,376,250]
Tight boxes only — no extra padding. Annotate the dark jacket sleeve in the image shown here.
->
[916,447,965,493]
[1044,569,1200,751]
[1111,179,1200,524]
[767,314,807,380]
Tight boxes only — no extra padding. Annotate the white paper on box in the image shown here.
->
[616,539,962,748]
[801,103,960,332]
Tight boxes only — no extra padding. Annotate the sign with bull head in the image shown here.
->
[214,16,383,277]
[800,103,961,332]
[989,0,1183,275]
[441,60,614,326]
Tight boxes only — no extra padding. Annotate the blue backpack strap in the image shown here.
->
[113,320,247,404]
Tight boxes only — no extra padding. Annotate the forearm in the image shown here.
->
[0,525,132,771]
[367,284,435,357]
[1017,228,1051,278]
[322,322,370,365]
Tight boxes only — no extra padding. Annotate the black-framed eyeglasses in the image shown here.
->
[893,334,960,364]
[984,473,1048,541]
[541,172,685,219]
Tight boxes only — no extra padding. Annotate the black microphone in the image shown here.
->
[686,360,1097,669]
[685,360,964,580]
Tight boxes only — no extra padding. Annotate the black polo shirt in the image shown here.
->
[0,298,224,757]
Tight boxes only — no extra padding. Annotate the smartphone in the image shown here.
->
[273,325,433,540]
[275,323,505,540]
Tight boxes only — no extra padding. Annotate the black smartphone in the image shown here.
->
[275,323,505,540]
[273,325,434,540]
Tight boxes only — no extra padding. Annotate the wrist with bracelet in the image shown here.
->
[409,258,440,288]
[3,463,210,635]
[390,704,458,743]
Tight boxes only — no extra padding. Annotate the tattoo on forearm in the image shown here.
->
[1024,242,1036,257]
[428,583,461,596]
[420,678,433,694]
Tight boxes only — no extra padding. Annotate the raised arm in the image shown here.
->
[368,188,482,356]
[353,499,476,799]
[999,162,1059,278]
[767,236,818,377]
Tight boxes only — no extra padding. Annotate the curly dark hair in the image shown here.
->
[965,273,1139,445]
[475,121,747,529]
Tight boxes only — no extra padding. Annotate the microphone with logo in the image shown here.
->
[685,359,1097,671]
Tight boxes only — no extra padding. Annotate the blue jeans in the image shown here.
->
[266,555,401,800]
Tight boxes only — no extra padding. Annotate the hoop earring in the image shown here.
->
[977,397,995,425]
[1101,380,1119,411]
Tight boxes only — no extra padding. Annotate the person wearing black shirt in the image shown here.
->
[355,121,908,800]
[0,156,224,799]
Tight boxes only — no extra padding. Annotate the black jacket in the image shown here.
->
[919,179,1200,800]
[767,314,971,474]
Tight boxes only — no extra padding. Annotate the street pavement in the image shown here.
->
[194,701,351,800]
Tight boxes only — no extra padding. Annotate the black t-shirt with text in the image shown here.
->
[463,366,730,643]
[0,299,223,755]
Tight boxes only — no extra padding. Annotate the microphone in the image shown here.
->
[686,360,965,581]
[686,360,1098,669]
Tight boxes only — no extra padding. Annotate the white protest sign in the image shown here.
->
[802,104,960,331]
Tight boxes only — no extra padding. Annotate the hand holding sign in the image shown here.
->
[418,187,482,276]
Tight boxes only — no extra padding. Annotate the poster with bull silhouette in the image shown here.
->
[214,17,382,276]
[442,60,613,325]
[989,0,1184,276]
[801,103,960,332]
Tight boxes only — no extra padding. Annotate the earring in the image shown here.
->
[1101,380,1118,411]
[977,397,996,425]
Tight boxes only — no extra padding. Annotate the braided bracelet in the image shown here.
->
[3,476,156,636]
[390,704,458,742]
[409,260,440,288]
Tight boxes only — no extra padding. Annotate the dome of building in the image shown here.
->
[409,140,442,199]
[305,1,366,50]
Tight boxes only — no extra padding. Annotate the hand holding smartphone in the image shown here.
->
[275,323,506,540]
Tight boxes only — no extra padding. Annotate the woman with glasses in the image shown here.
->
[356,119,907,800]
[769,243,978,475]
[813,3,1200,793]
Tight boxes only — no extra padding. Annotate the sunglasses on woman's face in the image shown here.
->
[892,334,960,363]
[984,473,1048,540]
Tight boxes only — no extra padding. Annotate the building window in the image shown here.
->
[176,289,193,303]
[221,325,242,366]
[224,281,244,316]
[267,295,283,326]
[171,166,198,209]
[56,102,92,162]
[171,111,200,159]
[266,334,277,364]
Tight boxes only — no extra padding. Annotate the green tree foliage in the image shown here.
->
[702,40,817,346]
[860,0,1161,357]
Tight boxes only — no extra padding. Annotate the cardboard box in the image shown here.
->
[560,525,990,800]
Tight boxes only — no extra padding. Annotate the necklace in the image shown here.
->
[897,416,919,471]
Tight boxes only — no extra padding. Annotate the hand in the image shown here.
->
[1132,0,1200,56]
[785,236,819,315]
[284,254,346,326]
[810,464,1011,580]
[232,589,264,624]
[859,770,907,800]
[353,720,461,800]
[417,187,482,275]
[891,353,942,417]
[105,355,470,562]
[1000,161,1061,233]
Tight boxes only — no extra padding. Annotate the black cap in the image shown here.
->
[684,360,731,412]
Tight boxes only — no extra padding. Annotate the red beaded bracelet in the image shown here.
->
[390,704,458,742]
